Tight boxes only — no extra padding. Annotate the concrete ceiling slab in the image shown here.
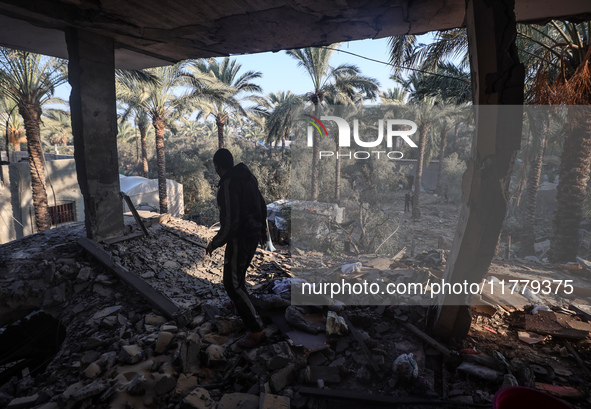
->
[0,0,589,68]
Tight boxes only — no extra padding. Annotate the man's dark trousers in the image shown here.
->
[223,234,264,332]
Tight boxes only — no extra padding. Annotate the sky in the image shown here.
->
[54,36,427,104]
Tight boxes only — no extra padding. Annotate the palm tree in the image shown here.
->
[263,91,303,157]
[118,62,227,214]
[188,57,263,149]
[43,109,72,151]
[118,62,191,214]
[403,99,447,218]
[287,44,379,201]
[389,22,591,261]
[379,87,408,105]
[0,48,67,232]
[0,96,25,152]
[525,21,591,262]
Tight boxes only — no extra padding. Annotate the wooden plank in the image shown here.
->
[394,318,455,359]
[79,237,180,319]
[121,193,150,237]
[342,312,382,378]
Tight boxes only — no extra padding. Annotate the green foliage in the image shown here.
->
[441,152,466,203]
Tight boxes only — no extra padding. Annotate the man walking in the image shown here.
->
[206,149,267,348]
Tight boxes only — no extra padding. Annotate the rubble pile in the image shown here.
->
[0,216,591,408]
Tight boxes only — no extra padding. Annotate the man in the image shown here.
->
[404,192,411,212]
[206,149,267,349]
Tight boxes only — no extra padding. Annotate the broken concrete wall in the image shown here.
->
[0,159,85,244]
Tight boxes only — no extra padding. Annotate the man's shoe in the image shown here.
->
[236,330,265,349]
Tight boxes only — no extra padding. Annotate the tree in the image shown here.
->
[263,91,303,158]
[526,21,591,262]
[43,109,72,152]
[0,48,66,232]
[0,96,25,152]
[403,99,447,218]
[188,57,263,149]
[118,62,228,214]
[287,44,379,201]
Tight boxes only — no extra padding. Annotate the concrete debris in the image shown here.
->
[217,393,258,409]
[1,216,590,409]
[181,387,215,409]
[326,311,348,336]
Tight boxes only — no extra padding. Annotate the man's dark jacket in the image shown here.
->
[210,163,267,249]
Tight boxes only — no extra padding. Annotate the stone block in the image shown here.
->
[6,394,38,408]
[155,331,174,354]
[218,393,258,409]
[270,364,296,392]
[155,374,177,396]
[259,393,290,409]
[181,387,214,409]
[119,344,144,364]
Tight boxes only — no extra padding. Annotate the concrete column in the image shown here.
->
[432,0,524,339]
[66,29,123,241]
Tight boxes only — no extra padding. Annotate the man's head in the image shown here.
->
[213,148,234,177]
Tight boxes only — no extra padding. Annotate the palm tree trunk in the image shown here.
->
[335,143,341,203]
[519,113,548,257]
[216,116,225,149]
[139,122,149,178]
[19,103,50,232]
[412,125,429,219]
[435,127,449,194]
[311,101,321,201]
[551,109,591,262]
[153,117,168,214]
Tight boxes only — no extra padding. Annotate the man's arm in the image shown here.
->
[210,178,241,250]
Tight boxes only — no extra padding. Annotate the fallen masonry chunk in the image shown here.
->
[258,342,293,371]
[83,362,101,379]
[218,393,258,409]
[7,394,38,408]
[127,373,147,395]
[70,380,108,402]
[175,374,199,398]
[205,344,226,366]
[270,363,296,393]
[181,387,214,409]
[179,333,201,373]
[155,374,177,396]
[119,344,144,364]
[326,311,348,336]
[259,393,290,409]
[145,314,168,326]
[155,331,174,354]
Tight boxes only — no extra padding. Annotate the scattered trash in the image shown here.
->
[531,305,551,315]
[392,353,418,381]
[341,262,362,274]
